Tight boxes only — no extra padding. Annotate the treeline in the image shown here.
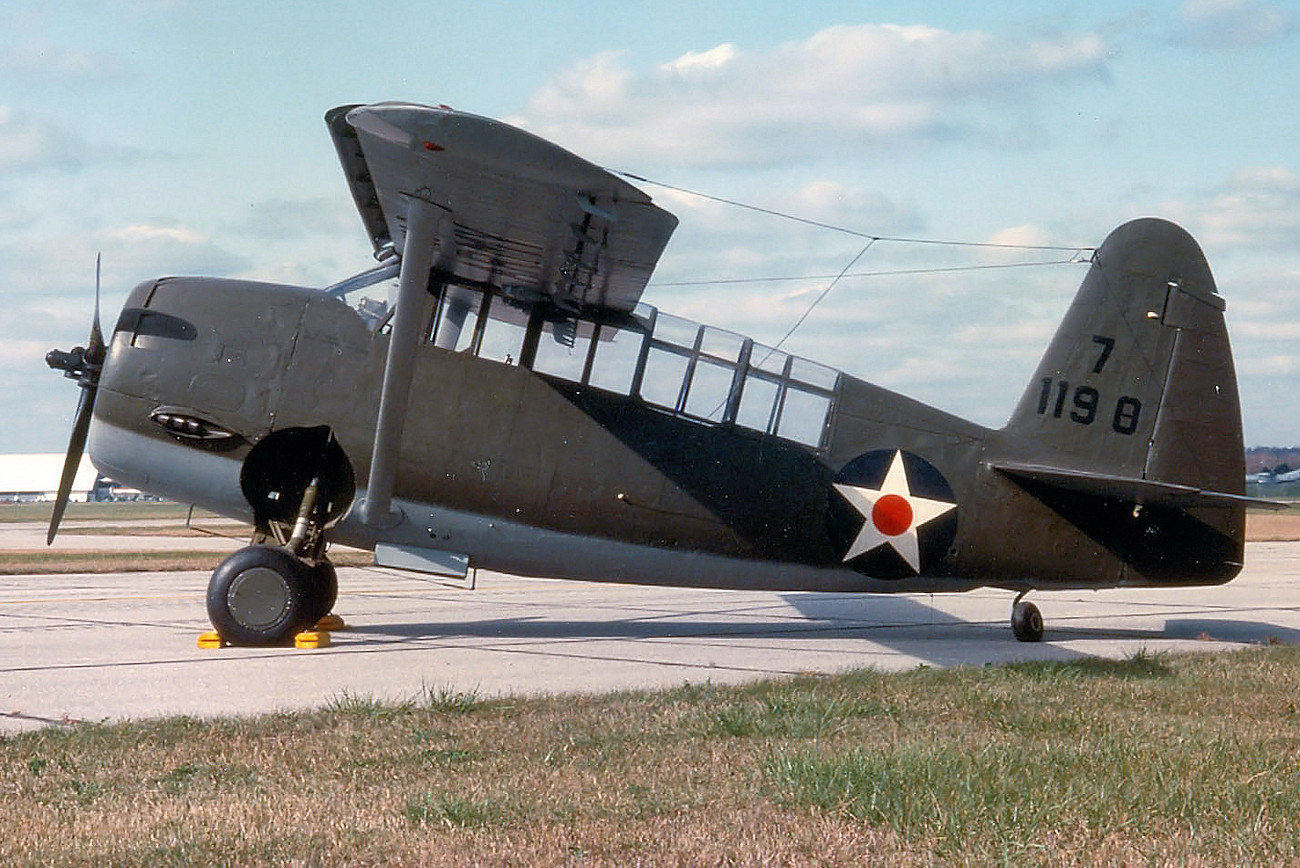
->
[1246,446,1300,473]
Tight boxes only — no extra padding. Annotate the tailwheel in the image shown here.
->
[206,546,316,645]
[1011,595,1044,643]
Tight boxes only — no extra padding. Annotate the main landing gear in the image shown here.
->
[1010,591,1044,643]
[205,427,353,646]
[206,546,333,645]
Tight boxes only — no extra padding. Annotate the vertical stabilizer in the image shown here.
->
[1000,219,1246,582]
[1007,218,1244,494]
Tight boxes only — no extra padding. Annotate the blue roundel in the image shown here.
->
[827,449,958,579]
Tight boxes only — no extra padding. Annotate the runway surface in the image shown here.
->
[3,541,1299,734]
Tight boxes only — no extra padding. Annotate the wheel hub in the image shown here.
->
[226,567,291,630]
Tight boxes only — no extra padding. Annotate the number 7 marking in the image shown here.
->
[1090,335,1115,374]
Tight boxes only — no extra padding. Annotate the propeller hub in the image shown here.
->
[46,345,101,385]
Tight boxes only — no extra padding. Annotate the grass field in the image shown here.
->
[5,647,1300,866]
[0,502,200,523]
[1247,480,1300,501]
[5,505,1300,864]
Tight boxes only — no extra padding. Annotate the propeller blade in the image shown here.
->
[48,254,108,545]
[47,382,98,545]
[87,252,105,365]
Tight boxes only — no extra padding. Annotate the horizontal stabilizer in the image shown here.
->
[992,462,1291,511]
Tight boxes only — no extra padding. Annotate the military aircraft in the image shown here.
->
[45,101,1279,646]
[1250,468,1300,485]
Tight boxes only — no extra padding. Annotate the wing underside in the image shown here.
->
[326,102,678,314]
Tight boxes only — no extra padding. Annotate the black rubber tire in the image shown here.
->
[306,560,339,626]
[1011,600,1045,643]
[206,546,315,645]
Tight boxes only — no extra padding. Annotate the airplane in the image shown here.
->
[44,100,1285,647]
[1250,469,1300,485]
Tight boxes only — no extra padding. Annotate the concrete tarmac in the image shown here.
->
[2,541,1299,734]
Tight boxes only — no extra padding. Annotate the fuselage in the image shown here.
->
[36,100,1249,649]
[86,267,1240,595]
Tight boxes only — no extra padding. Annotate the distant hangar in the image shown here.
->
[0,454,98,503]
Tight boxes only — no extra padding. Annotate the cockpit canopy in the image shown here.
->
[325,266,840,450]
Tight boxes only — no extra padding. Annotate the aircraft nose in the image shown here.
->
[97,276,313,443]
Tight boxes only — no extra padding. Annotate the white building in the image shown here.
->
[0,453,98,503]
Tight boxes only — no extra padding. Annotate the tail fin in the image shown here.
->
[1000,218,1247,581]
[1007,218,1244,491]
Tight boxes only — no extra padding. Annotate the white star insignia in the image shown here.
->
[833,450,956,573]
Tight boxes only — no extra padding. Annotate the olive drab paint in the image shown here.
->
[46,103,1281,646]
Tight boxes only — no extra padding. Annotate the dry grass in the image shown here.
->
[58,525,243,538]
[0,549,232,574]
[0,502,199,523]
[6,648,1300,866]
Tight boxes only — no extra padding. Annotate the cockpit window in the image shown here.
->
[326,264,840,451]
[325,262,400,331]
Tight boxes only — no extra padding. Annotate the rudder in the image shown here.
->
[1007,218,1244,496]
[999,218,1246,583]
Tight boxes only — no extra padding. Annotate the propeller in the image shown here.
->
[45,254,107,544]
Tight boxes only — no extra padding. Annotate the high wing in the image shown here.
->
[326,102,678,313]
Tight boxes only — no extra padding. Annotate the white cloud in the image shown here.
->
[661,43,738,75]
[235,197,363,241]
[105,224,207,245]
[2,222,251,310]
[0,339,52,367]
[986,225,1050,248]
[518,24,1109,169]
[643,177,927,312]
[790,180,924,234]
[526,51,633,117]
[1164,167,1300,250]
[1239,353,1300,375]
[0,106,87,171]
[1236,320,1300,340]
[1177,0,1294,48]
[86,222,249,279]
[952,318,1057,347]
[0,191,31,230]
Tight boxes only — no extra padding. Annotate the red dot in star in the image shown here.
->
[872,494,913,536]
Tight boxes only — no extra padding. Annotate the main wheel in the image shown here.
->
[306,559,338,626]
[206,546,315,645]
[1011,600,1044,643]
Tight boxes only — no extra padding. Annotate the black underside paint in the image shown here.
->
[544,379,844,566]
[1010,477,1241,583]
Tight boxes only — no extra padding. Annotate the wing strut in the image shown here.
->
[360,196,448,527]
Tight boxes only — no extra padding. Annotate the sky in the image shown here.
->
[3,0,1299,455]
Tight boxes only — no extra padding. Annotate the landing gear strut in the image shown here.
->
[205,427,353,645]
[1011,591,1044,643]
